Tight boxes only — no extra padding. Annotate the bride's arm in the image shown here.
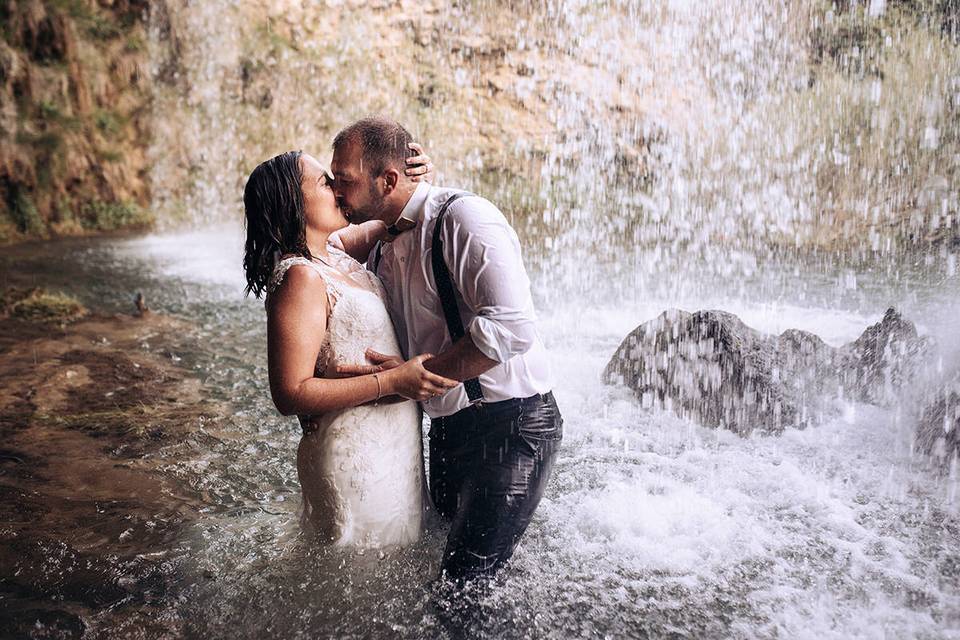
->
[331,142,435,263]
[267,266,456,415]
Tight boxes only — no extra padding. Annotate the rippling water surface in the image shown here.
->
[4,225,959,638]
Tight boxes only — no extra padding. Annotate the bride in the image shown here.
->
[242,147,456,547]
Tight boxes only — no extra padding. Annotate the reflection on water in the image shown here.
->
[1,226,958,638]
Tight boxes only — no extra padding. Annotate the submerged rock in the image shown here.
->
[603,308,932,434]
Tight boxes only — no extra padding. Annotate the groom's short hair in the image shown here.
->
[333,117,414,178]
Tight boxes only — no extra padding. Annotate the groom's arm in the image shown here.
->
[423,335,498,381]
[423,198,539,381]
[330,221,387,263]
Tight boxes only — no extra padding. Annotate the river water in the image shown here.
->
[4,223,958,639]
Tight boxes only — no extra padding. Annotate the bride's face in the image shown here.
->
[300,154,347,233]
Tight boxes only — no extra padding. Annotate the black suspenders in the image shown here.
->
[372,192,484,403]
[430,193,484,403]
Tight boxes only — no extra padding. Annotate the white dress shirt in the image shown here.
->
[368,182,552,418]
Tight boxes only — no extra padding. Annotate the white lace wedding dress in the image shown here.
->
[267,247,424,547]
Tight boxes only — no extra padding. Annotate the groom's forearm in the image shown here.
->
[332,221,387,263]
[423,336,498,382]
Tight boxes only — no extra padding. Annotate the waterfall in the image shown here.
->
[146,0,959,299]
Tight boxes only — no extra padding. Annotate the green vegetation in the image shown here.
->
[94,109,124,137]
[15,129,64,154]
[97,149,123,163]
[1,287,87,324]
[49,0,93,20]
[811,0,960,77]
[776,0,960,247]
[1,0,152,243]
[50,0,121,39]
[37,99,80,131]
[86,14,121,40]
[80,200,153,231]
[10,191,44,235]
[125,34,146,53]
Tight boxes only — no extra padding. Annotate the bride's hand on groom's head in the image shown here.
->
[405,142,434,183]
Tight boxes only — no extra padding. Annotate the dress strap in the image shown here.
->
[267,256,320,295]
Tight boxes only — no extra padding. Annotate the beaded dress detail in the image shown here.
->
[267,247,423,547]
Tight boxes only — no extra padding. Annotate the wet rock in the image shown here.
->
[603,308,932,434]
[603,310,837,434]
[914,370,960,463]
[846,307,933,405]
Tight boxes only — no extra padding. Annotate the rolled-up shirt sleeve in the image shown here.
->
[440,197,539,364]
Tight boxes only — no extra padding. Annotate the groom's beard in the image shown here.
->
[342,189,387,224]
[344,203,377,224]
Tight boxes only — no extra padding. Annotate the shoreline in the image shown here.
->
[0,300,224,637]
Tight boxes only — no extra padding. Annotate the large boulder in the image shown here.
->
[603,308,932,435]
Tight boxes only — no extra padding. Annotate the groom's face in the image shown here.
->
[331,140,383,224]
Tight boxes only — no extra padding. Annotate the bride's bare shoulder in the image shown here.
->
[266,262,328,311]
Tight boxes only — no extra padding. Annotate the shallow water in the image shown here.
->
[3,225,960,639]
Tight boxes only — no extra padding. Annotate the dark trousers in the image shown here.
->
[429,391,562,583]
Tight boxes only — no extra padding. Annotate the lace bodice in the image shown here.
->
[267,247,400,378]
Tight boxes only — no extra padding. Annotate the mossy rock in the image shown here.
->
[2,287,87,324]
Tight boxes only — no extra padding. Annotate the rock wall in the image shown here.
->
[0,0,152,240]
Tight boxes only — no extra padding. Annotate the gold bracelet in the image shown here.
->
[373,373,382,401]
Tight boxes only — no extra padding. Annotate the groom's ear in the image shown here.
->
[382,168,400,195]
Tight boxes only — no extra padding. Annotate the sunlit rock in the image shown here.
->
[603,308,932,435]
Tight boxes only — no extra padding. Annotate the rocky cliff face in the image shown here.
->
[0,0,152,240]
[143,0,666,244]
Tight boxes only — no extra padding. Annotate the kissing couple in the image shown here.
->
[242,117,563,584]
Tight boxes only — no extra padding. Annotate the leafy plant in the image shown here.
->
[80,200,153,231]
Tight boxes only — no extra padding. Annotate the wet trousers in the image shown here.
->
[429,391,562,582]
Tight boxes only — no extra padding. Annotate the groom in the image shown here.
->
[331,117,562,583]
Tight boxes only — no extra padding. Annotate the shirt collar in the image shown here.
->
[398,180,431,226]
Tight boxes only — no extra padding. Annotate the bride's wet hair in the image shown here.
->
[243,150,312,298]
